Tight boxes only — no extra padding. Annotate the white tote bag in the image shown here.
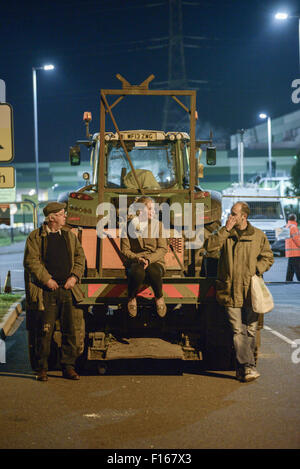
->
[251,275,274,314]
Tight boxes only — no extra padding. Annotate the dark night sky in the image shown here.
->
[1,0,299,163]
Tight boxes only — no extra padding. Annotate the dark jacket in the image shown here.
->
[23,224,86,310]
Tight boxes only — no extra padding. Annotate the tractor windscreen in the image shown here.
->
[106,141,177,189]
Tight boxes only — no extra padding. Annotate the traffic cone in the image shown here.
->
[4,270,12,294]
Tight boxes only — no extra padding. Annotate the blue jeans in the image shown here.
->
[226,306,258,369]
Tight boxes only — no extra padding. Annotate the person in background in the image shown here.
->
[285,213,300,281]
[204,201,274,382]
[24,202,86,382]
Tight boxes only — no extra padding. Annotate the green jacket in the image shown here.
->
[204,222,274,307]
[121,219,168,271]
[23,224,86,311]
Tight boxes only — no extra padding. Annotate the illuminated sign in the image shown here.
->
[0,103,14,162]
[0,166,15,188]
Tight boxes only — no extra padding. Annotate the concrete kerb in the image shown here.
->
[0,295,26,339]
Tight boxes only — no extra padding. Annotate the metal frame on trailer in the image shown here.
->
[96,74,197,278]
[98,74,197,199]
[79,277,217,306]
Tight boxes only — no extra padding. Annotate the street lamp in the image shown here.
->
[259,113,272,178]
[237,129,245,186]
[275,12,288,20]
[32,64,55,200]
[275,11,300,71]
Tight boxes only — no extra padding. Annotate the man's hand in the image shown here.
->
[64,276,77,290]
[138,257,149,270]
[226,214,237,231]
[46,278,59,291]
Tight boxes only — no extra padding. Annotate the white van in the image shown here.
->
[257,176,292,195]
[257,176,297,213]
[222,184,288,244]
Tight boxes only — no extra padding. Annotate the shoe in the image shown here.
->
[62,367,80,380]
[156,298,167,318]
[243,367,260,383]
[235,367,245,382]
[127,298,137,318]
[36,369,48,382]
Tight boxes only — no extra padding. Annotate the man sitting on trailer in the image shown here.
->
[121,196,168,318]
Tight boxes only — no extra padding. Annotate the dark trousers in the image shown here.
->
[127,262,164,299]
[286,257,300,281]
[36,287,78,371]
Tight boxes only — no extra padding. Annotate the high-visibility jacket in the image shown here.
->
[285,220,300,258]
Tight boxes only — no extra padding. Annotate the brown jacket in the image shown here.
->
[120,219,168,271]
[23,224,86,311]
[204,222,274,307]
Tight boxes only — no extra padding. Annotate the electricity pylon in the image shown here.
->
[162,0,190,131]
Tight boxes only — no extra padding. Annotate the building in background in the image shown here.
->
[198,109,300,192]
[230,109,300,151]
[13,161,92,202]
[0,110,299,210]
[0,160,92,228]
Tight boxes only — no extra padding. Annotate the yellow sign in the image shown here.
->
[0,103,14,162]
[0,166,15,188]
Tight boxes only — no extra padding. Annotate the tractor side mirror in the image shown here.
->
[69,145,81,166]
[206,146,216,165]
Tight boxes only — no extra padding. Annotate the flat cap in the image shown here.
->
[43,202,66,217]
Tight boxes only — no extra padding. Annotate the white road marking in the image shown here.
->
[84,409,137,421]
[0,339,6,363]
[263,325,298,346]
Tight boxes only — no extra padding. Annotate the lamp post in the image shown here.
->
[259,113,272,178]
[32,64,54,200]
[275,12,300,71]
[237,129,245,186]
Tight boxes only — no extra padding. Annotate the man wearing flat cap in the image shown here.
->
[24,202,86,381]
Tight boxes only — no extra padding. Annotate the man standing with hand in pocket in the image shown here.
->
[24,202,86,382]
[204,202,274,382]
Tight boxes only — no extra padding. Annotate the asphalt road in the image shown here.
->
[0,287,299,450]
[0,241,299,450]
[0,241,25,292]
